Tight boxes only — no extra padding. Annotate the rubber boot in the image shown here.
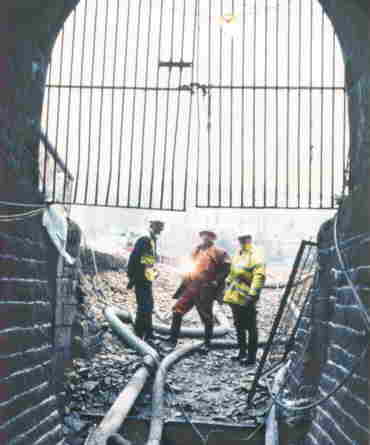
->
[243,326,258,367]
[134,312,145,339]
[162,313,182,352]
[144,312,157,342]
[199,323,213,354]
[231,325,247,361]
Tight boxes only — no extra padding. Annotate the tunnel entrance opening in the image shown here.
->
[34,2,364,445]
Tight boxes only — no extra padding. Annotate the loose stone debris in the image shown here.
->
[63,252,288,444]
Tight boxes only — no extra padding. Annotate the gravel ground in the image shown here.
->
[63,262,289,444]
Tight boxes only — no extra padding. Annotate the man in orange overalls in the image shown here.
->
[164,230,230,352]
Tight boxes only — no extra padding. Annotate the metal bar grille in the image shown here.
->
[195,0,348,209]
[247,240,318,407]
[40,0,348,210]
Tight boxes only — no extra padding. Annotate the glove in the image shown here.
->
[244,294,256,306]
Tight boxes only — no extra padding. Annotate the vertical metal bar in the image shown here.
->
[84,0,99,204]
[263,0,268,207]
[342,90,347,194]
[275,0,279,207]
[331,30,336,208]
[149,0,165,209]
[170,0,187,210]
[53,26,65,202]
[297,0,302,208]
[218,0,224,206]
[309,0,313,208]
[247,241,309,407]
[43,47,53,197]
[159,0,176,209]
[207,0,212,207]
[63,8,77,203]
[138,0,153,208]
[196,89,201,208]
[241,0,246,207]
[116,0,132,206]
[73,0,88,204]
[252,0,257,206]
[95,0,110,205]
[320,8,325,208]
[105,0,121,205]
[195,2,201,207]
[228,0,235,207]
[183,0,199,211]
[127,0,143,207]
[286,0,291,208]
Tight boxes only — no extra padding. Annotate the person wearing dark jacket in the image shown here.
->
[127,220,164,341]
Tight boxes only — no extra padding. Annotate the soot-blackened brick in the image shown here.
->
[0,279,49,302]
[0,381,51,425]
[0,302,52,330]
[10,411,61,445]
[0,396,58,442]
[0,233,46,261]
[0,325,52,356]
[0,345,52,379]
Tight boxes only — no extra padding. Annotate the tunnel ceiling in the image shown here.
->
[41,0,349,211]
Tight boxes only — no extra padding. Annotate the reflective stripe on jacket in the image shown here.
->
[223,245,266,306]
[127,235,158,283]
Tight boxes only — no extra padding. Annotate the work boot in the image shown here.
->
[231,350,247,361]
[162,313,182,352]
[134,313,145,339]
[240,347,257,367]
[199,323,213,355]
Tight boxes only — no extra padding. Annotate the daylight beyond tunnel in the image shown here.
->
[40,0,349,211]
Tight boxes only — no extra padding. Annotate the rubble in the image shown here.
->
[63,254,287,444]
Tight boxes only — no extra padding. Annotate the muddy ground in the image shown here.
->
[63,263,288,444]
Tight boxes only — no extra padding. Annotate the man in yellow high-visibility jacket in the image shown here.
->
[224,235,266,366]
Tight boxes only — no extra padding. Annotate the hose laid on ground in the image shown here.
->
[85,307,160,445]
[115,306,231,339]
[146,340,238,445]
[104,307,160,364]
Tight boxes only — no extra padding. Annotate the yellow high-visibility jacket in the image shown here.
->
[127,235,159,283]
[223,244,266,306]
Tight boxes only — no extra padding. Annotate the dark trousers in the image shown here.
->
[134,282,154,339]
[173,281,215,344]
[230,303,258,360]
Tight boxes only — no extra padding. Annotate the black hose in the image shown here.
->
[107,434,132,445]
[146,340,237,445]
[104,307,160,364]
[115,308,231,338]
[85,307,159,445]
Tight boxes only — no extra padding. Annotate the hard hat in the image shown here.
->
[199,230,217,240]
[150,220,165,229]
[238,234,252,242]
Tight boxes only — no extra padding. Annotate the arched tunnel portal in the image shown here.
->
[0,1,369,445]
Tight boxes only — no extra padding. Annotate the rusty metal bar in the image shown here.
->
[73,0,88,204]
[116,0,132,206]
[105,0,121,206]
[247,241,317,408]
[127,0,143,207]
[171,0,187,211]
[138,0,153,208]
[95,0,109,206]
[149,0,164,209]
